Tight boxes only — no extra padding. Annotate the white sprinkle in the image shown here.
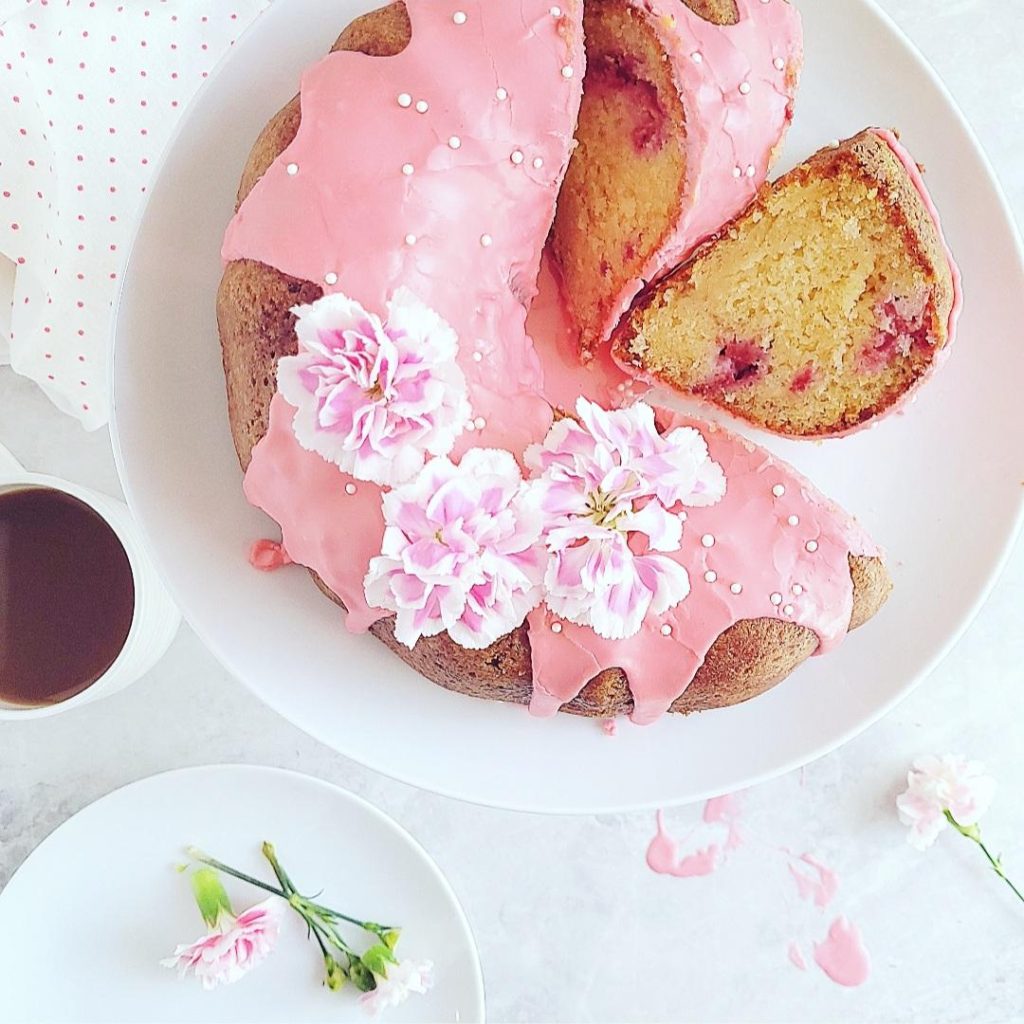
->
[397,92,412,108]
[473,352,483,362]
[480,233,493,247]
[401,163,414,176]
[286,162,299,175]
[772,484,786,498]
[704,571,718,583]
[730,583,743,595]
[448,135,462,150]
[739,81,751,95]
[345,483,357,495]
[510,149,524,165]
[691,51,703,63]
[660,623,672,637]
[496,87,508,101]
[732,166,742,178]
[806,540,819,553]
[551,621,563,634]
[701,534,715,549]
[773,57,785,71]
[561,65,574,79]
[404,233,417,246]
[453,10,467,24]
[415,100,429,113]
[550,5,562,15]
[745,164,756,178]
[784,604,795,616]
[771,592,783,606]
[788,515,800,527]
[474,417,486,430]
[793,584,804,596]
[533,156,544,169]
[324,272,338,286]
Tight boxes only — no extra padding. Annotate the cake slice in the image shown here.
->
[549,0,802,354]
[612,129,961,436]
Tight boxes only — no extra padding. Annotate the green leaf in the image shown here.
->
[190,867,234,929]
[382,928,402,951]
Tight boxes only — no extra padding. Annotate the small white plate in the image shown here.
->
[111,0,1024,812]
[0,766,484,1024]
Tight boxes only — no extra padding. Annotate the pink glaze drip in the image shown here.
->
[528,415,880,724]
[787,942,808,972]
[230,0,586,631]
[248,538,293,572]
[789,853,839,909]
[703,792,744,851]
[589,0,804,343]
[601,718,618,737]
[813,916,871,988]
[646,810,720,878]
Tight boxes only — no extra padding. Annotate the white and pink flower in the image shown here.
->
[524,399,725,640]
[278,288,470,487]
[161,899,282,990]
[359,959,435,1019]
[896,754,996,850]
[364,448,545,649]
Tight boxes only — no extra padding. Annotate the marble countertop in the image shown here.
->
[2,2,1023,1020]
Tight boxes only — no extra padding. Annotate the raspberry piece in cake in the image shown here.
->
[613,129,961,436]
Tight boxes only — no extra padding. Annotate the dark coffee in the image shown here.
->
[0,487,135,708]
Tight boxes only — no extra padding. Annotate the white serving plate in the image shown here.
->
[112,0,1024,813]
[0,765,484,1023]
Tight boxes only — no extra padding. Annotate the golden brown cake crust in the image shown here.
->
[218,4,892,718]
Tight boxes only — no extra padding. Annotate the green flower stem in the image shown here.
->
[944,810,1024,905]
[186,848,288,900]
[185,844,395,990]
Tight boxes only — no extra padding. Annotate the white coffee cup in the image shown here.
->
[0,441,181,720]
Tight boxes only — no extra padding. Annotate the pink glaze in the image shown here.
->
[646,810,720,878]
[244,395,387,632]
[586,0,804,344]
[248,538,293,572]
[813,916,871,988]
[703,793,744,851]
[787,942,808,972]
[528,414,880,724]
[788,853,839,909]
[230,0,586,630]
[601,718,618,737]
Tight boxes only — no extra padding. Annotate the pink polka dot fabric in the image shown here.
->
[0,0,271,430]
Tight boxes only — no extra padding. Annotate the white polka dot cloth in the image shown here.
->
[0,0,272,430]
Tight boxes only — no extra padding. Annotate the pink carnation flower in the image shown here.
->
[161,899,281,990]
[364,449,545,649]
[278,288,470,487]
[359,959,434,1019]
[525,399,725,640]
[897,755,996,850]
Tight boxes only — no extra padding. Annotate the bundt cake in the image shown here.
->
[218,0,894,723]
[549,0,802,355]
[613,129,962,436]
